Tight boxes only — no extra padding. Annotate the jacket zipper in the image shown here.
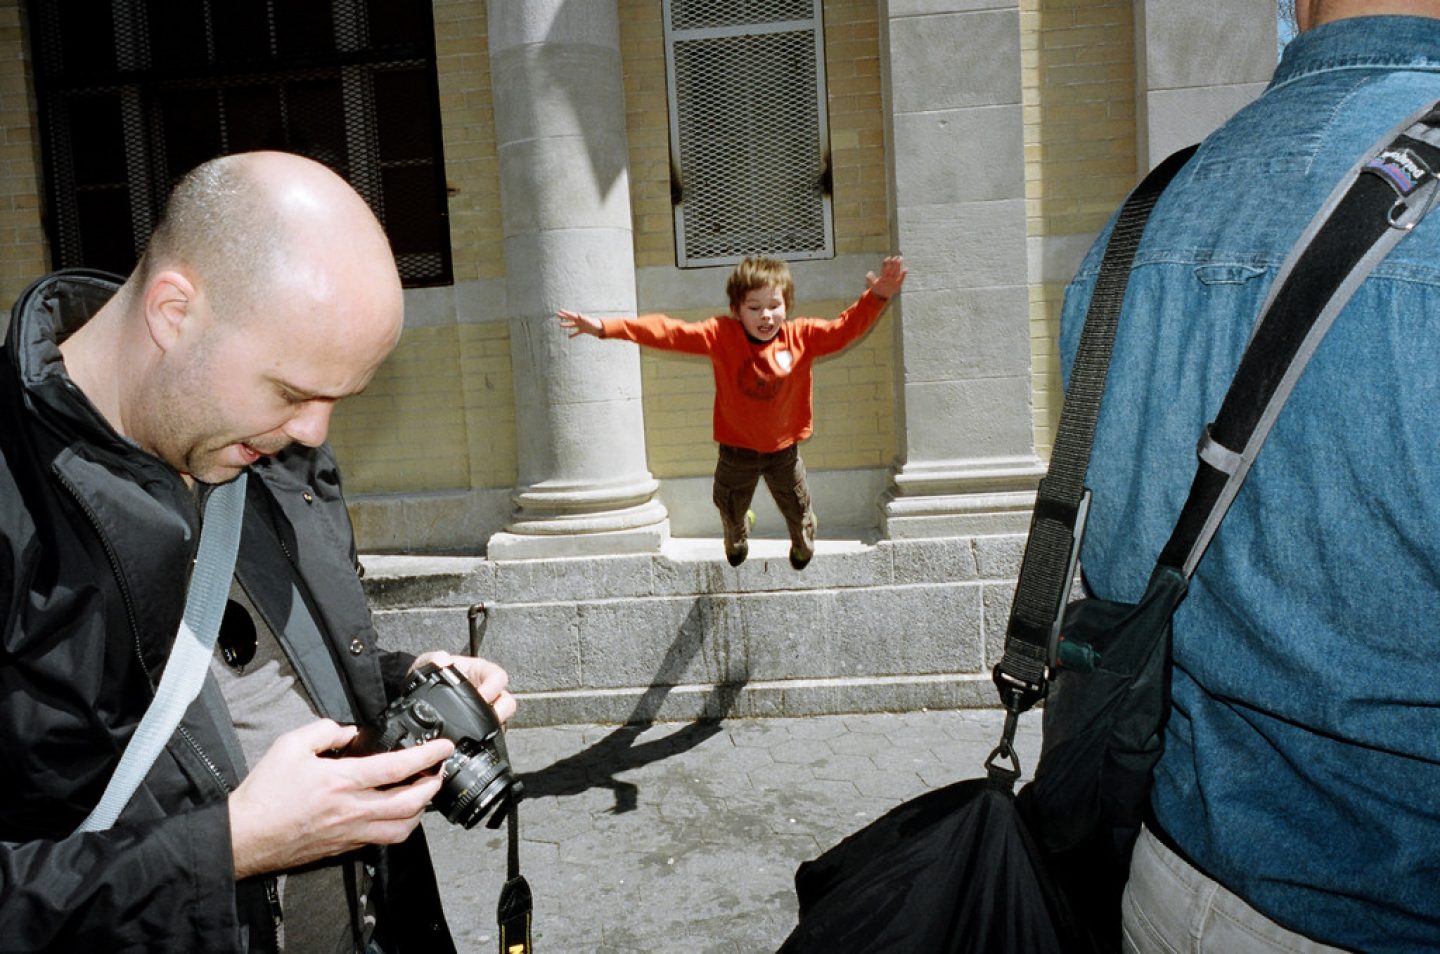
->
[175,723,231,795]
[265,877,283,950]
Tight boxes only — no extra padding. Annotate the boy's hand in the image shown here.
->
[557,309,603,338]
[866,255,908,301]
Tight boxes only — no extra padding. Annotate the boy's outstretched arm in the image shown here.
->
[865,255,908,300]
[557,309,604,338]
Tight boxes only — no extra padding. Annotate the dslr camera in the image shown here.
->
[357,661,521,829]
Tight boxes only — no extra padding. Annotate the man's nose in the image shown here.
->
[283,401,334,448]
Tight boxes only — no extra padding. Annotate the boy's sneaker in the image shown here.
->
[724,510,758,567]
[789,511,817,570]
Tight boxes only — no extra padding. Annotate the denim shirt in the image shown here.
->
[1058,17,1440,953]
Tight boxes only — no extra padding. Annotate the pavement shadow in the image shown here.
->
[517,598,749,813]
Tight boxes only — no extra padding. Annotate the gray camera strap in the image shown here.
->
[79,471,248,832]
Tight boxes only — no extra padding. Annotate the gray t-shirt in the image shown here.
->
[211,578,374,953]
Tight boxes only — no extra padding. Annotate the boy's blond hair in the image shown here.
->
[726,256,795,313]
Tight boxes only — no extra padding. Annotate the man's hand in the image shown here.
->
[229,719,453,880]
[409,651,517,724]
[557,309,603,339]
[865,255,908,301]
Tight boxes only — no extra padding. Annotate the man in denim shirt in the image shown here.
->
[1058,3,1440,952]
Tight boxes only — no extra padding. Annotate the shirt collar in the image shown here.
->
[1270,15,1440,90]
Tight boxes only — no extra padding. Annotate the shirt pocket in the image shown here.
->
[1193,263,1266,285]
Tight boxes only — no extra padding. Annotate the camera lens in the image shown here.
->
[438,739,521,829]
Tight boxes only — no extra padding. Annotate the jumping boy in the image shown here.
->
[558,254,906,569]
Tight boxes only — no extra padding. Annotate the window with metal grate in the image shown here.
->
[663,0,833,267]
[25,0,452,287]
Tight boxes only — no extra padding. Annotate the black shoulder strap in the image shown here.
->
[994,98,1440,720]
[1159,100,1440,573]
[994,145,1197,711]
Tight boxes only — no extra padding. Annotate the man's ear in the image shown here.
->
[142,270,198,353]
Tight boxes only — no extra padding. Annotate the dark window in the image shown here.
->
[26,0,452,286]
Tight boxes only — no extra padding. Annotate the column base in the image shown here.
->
[881,455,1044,538]
[487,522,670,560]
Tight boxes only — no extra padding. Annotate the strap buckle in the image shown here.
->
[1388,179,1439,231]
[991,664,1046,713]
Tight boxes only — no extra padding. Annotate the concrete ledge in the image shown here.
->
[505,673,1003,727]
[363,533,1030,726]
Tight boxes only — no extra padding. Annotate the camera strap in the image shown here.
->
[78,472,249,832]
[497,802,533,954]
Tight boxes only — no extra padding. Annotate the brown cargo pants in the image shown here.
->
[712,443,817,560]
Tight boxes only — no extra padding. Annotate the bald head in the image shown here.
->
[57,152,408,480]
[141,152,401,332]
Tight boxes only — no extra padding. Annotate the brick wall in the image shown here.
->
[330,326,471,493]
[0,1,47,313]
[822,0,890,256]
[432,0,505,285]
[1021,0,1136,459]
[458,319,518,490]
[618,1,672,269]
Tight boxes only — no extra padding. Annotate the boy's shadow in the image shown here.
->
[517,599,748,814]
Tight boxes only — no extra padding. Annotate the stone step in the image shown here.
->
[361,534,1025,727]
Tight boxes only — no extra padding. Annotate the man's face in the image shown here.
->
[138,289,400,483]
[734,284,787,342]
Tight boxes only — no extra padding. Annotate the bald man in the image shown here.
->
[0,153,511,952]
[1056,3,1440,952]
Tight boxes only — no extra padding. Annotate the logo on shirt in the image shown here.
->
[776,350,793,372]
[737,363,782,401]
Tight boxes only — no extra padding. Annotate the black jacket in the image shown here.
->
[0,271,455,953]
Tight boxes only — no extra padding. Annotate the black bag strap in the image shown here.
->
[1159,101,1440,574]
[992,145,1197,716]
[992,100,1440,729]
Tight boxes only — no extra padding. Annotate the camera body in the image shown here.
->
[358,661,520,829]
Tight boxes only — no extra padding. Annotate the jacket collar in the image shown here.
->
[6,269,138,457]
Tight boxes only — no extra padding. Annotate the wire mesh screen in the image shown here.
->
[664,1,832,266]
[26,0,452,286]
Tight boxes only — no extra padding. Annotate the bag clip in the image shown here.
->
[983,686,1027,789]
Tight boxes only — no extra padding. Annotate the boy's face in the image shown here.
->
[734,284,787,342]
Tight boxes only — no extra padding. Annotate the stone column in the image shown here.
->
[879,0,1042,539]
[1135,0,1276,170]
[485,0,668,559]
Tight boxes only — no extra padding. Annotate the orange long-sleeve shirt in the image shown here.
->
[599,289,889,453]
